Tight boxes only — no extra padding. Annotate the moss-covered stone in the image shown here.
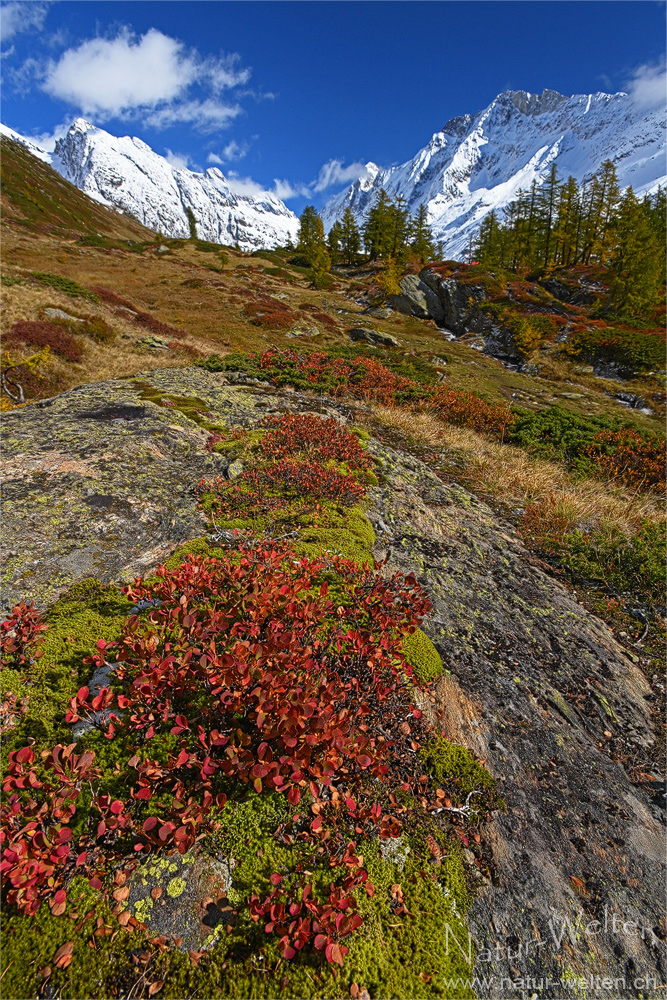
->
[402,627,443,683]
[420,735,499,810]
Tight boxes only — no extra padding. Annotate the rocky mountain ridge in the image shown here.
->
[0,119,299,252]
[321,87,666,256]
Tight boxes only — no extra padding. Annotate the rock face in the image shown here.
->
[419,269,489,334]
[2,368,664,994]
[0,368,283,609]
[368,445,665,996]
[389,274,445,323]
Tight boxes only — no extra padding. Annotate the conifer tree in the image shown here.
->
[185,207,198,241]
[607,186,663,316]
[388,195,411,261]
[363,189,394,260]
[410,204,437,265]
[340,208,362,265]
[378,255,401,296]
[327,221,343,263]
[296,205,328,266]
[474,210,504,267]
[540,164,560,267]
[310,243,332,289]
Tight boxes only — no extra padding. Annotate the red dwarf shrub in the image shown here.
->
[259,414,373,471]
[90,287,185,339]
[197,458,366,518]
[584,429,666,492]
[311,311,338,330]
[244,297,295,329]
[5,321,83,362]
[2,542,436,965]
[0,601,47,670]
[426,386,515,438]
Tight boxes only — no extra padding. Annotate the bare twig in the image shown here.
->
[431,789,482,816]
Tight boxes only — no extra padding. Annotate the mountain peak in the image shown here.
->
[322,85,666,257]
[70,117,97,133]
[502,89,568,115]
[6,118,298,251]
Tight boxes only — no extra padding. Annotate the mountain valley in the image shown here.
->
[0,107,665,1000]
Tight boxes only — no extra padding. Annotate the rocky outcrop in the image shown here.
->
[418,268,489,334]
[389,274,445,323]
[347,327,400,347]
[2,368,664,995]
[0,368,284,609]
[390,268,528,362]
[369,445,665,997]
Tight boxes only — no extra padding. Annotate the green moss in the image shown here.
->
[294,503,376,566]
[401,628,443,683]
[1,878,127,1000]
[350,426,371,442]
[164,537,229,570]
[420,735,499,811]
[1,579,131,763]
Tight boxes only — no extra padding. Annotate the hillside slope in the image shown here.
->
[1,130,665,1000]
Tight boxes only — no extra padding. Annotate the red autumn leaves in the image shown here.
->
[1,539,433,969]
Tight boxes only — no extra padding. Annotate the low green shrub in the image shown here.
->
[565,324,665,374]
[508,406,665,488]
[31,272,98,301]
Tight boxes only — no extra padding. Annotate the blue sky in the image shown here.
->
[1,1,665,212]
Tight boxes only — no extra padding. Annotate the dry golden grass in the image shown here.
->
[370,405,664,537]
[0,278,219,393]
[1,222,664,435]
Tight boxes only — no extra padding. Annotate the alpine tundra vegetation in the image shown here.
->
[1,72,665,1000]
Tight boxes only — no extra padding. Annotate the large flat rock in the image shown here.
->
[1,367,284,609]
[368,443,665,997]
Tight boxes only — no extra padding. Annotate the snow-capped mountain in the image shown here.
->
[1,119,299,251]
[321,88,666,257]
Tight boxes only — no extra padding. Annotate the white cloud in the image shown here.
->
[272,178,310,200]
[223,139,249,160]
[225,172,268,197]
[7,54,45,94]
[144,97,241,132]
[224,171,308,201]
[43,28,193,115]
[202,53,251,93]
[0,1,48,43]
[222,157,364,203]
[625,58,667,111]
[40,27,249,132]
[312,158,370,192]
[164,148,196,171]
[207,139,250,164]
